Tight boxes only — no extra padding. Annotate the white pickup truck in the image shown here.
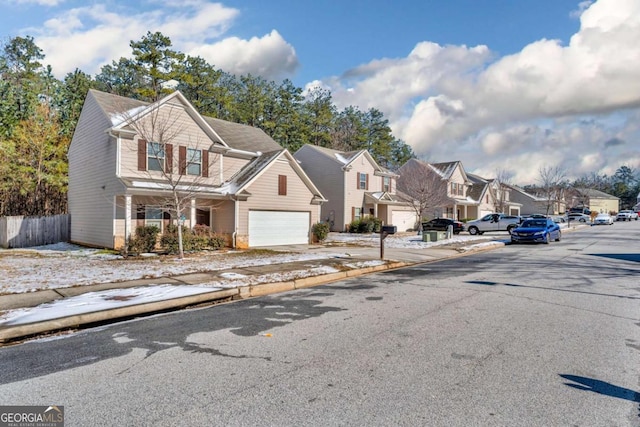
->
[466,213,522,235]
[616,210,639,221]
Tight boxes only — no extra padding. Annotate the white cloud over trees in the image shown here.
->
[19,0,640,183]
[325,0,640,183]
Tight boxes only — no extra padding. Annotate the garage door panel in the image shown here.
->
[249,211,310,246]
[391,210,418,232]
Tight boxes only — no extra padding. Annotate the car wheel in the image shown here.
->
[468,226,479,235]
[555,231,561,242]
[507,225,516,234]
[579,218,586,222]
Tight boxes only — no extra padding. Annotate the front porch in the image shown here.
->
[113,194,235,249]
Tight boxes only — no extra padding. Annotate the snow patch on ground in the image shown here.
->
[0,285,221,326]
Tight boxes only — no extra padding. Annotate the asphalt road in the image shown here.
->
[0,222,639,426]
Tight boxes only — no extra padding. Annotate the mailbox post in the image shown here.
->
[380,225,397,259]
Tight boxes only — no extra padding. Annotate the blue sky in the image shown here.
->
[2,0,639,183]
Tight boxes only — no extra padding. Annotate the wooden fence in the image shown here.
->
[0,215,71,249]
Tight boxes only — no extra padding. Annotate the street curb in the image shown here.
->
[0,261,409,343]
[0,288,239,343]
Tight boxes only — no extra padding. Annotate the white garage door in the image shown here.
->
[391,210,418,232]
[249,210,310,246]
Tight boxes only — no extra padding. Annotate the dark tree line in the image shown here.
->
[0,32,415,217]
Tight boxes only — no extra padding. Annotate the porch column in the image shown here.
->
[124,195,132,241]
[190,198,196,228]
[373,203,378,218]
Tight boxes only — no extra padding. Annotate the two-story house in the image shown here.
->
[294,145,417,232]
[398,159,520,220]
[68,89,325,249]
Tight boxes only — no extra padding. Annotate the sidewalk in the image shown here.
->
[0,232,529,344]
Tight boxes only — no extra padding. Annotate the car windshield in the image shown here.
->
[521,220,546,228]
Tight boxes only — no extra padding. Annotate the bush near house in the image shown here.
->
[348,216,382,233]
[312,222,330,242]
[161,224,225,254]
[127,225,160,255]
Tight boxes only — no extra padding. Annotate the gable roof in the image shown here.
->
[430,161,470,183]
[201,116,281,153]
[574,188,619,200]
[297,144,397,177]
[222,149,325,202]
[89,89,281,154]
[466,173,490,202]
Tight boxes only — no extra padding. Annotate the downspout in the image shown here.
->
[233,198,238,248]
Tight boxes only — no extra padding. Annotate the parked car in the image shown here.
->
[593,213,614,225]
[569,206,591,215]
[421,218,465,234]
[522,214,548,220]
[466,213,521,235]
[510,218,561,244]
[551,215,567,223]
[567,213,590,223]
[616,210,639,221]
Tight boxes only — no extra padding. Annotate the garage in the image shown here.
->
[248,210,310,246]
[391,210,418,232]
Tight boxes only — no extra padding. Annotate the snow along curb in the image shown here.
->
[0,261,408,343]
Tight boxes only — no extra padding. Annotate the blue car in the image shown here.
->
[510,218,561,244]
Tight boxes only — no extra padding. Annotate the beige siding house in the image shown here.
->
[571,188,619,214]
[68,90,325,249]
[294,145,417,232]
[398,159,520,221]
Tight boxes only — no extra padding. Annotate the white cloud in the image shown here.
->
[189,29,298,81]
[28,0,298,81]
[10,0,64,5]
[323,0,640,182]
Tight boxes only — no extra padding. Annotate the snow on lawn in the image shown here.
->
[0,233,504,329]
[325,232,506,249]
[0,243,347,295]
[0,232,503,296]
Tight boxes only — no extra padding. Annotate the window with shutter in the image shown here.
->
[278,175,287,195]
[137,139,147,171]
[179,146,187,175]
[165,144,173,173]
[202,150,209,178]
[147,142,165,172]
[358,172,367,190]
[186,148,202,175]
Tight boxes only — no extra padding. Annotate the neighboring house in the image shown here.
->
[68,89,325,250]
[505,184,565,215]
[570,188,620,214]
[466,174,521,218]
[429,162,519,220]
[294,145,417,232]
[397,160,521,221]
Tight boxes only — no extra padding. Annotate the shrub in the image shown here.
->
[347,216,382,233]
[160,224,226,254]
[312,222,330,242]
[127,225,160,255]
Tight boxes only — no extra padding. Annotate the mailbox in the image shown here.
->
[381,225,397,234]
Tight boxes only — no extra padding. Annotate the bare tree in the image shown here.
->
[397,159,450,228]
[117,97,217,258]
[492,169,514,213]
[538,165,567,215]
